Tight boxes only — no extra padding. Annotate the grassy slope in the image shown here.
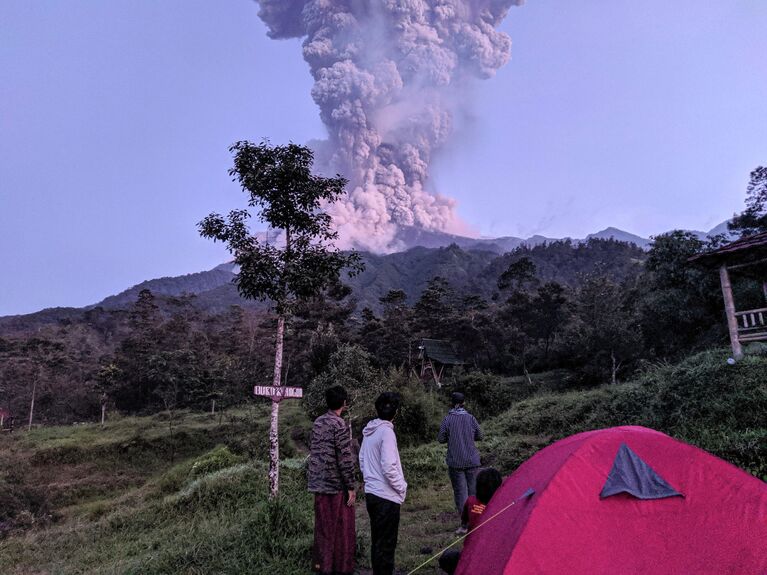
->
[1,350,765,574]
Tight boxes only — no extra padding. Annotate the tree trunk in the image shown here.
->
[28,379,37,432]
[269,314,285,499]
[101,404,106,427]
[211,399,216,415]
[522,357,533,386]
[611,351,617,385]
[166,401,175,464]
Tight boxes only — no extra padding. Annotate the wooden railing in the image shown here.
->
[735,307,767,342]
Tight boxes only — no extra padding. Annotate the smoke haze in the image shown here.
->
[256,0,523,251]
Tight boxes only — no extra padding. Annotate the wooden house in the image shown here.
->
[691,231,767,358]
[418,339,464,387]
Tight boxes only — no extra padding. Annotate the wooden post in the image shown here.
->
[269,315,285,499]
[28,380,36,432]
[720,265,743,359]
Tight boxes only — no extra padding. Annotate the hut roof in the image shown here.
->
[420,339,464,365]
[690,231,767,264]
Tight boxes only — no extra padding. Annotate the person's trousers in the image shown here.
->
[365,493,401,575]
[312,492,355,575]
[448,466,479,514]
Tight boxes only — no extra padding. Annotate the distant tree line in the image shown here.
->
[0,234,734,424]
[1,164,765,425]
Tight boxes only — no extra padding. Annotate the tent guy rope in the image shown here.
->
[406,487,535,575]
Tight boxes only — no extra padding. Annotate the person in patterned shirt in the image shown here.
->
[307,385,357,575]
[438,391,484,534]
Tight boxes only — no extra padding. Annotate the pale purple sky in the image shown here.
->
[1,1,765,316]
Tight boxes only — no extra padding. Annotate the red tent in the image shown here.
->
[457,426,767,575]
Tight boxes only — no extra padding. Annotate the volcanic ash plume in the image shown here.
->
[256,0,523,251]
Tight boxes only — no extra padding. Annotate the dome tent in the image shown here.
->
[456,426,767,575]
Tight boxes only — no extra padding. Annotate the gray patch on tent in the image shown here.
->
[600,443,683,500]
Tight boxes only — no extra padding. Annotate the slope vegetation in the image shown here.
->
[1,350,764,574]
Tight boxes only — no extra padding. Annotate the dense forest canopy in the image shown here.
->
[1,232,748,426]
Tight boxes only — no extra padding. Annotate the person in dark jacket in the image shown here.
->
[308,385,357,575]
[437,391,483,534]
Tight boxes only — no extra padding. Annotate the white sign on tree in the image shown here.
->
[254,386,304,401]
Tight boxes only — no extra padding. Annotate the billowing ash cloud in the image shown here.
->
[256,0,523,251]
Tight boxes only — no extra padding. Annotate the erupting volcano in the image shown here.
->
[255,0,523,251]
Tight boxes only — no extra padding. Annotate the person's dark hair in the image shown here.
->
[450,392,465,407]
[375,392,401,421]
[476,468,503,505]
[438,549,461,575]
[325,385,348,410]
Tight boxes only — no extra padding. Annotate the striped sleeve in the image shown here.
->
[437,416,449,443]
[473,416,484,441]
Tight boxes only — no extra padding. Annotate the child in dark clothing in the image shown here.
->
[439,468,503,574]
[460,467,503,531]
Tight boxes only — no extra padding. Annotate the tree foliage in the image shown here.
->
[198,141,362,313]
[0,233,746,422]
[729,166,767,237]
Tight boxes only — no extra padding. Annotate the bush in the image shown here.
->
[484,349,767,479]
[480,435,552,476]
[638,350,767,432]
[305,344,384,426]
[400,443,447,484]
[445,369,579,420]
[381,368,444,446]
[189,445,245,479]
[0,477,51,536]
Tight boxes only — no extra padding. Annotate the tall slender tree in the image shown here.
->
[198,140,362,497]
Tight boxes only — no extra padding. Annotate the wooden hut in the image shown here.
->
[418,339,464,387]
[691,231,767,358]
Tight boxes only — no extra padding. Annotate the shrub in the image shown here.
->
[445,369,579,420]
[0,477,51,535]
[382,368,444,446]
[189,445,245,479]
[305,344,384,426]
[484,349,767,479]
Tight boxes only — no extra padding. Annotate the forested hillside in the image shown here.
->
[0,233,747,427]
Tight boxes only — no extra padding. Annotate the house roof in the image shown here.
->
[690,231,767,264]
[420,339,464,365]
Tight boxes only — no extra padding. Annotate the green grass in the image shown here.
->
[1,349,765,573]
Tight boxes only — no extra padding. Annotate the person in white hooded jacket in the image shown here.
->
[359,392,407,575]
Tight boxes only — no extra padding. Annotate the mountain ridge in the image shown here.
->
[0,223,732,327]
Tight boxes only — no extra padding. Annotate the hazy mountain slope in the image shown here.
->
[586,227,651,249]
[346,245,500,310]
[94,263,238,310]
[2,222,730,330]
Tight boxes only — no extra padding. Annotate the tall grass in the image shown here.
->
[1,349,764,574]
